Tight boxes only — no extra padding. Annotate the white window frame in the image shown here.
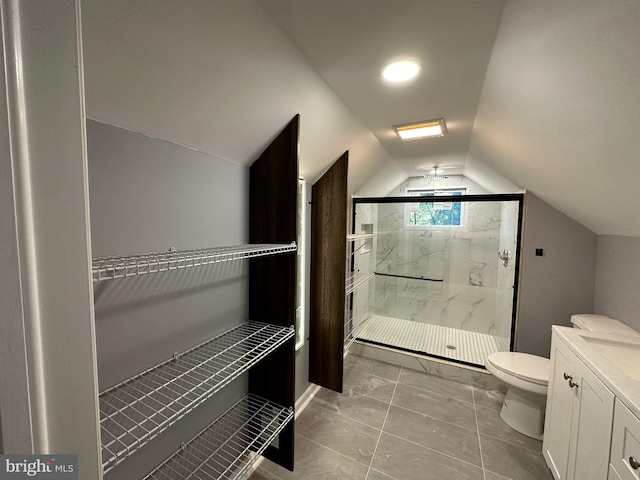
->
[404,186,467,229]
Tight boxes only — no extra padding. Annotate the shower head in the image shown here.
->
[423,166,448,180]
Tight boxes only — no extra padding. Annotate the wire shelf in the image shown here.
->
[346,233,374,242]
[143,394,293,480]
[345,272,374,295]
[93,242,297,282]
[99,321,294,473]
[344,313,373,352]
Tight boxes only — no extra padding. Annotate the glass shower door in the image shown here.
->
[352,195,522,368]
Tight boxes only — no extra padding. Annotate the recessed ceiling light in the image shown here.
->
[382,60,420,83]
[393,118,447,140]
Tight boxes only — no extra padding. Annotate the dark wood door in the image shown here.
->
[309,152,348,393]
[248,114,299,471]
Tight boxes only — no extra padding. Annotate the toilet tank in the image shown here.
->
[570,314,640,336]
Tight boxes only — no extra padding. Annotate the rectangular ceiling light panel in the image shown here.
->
[394,118,447,140]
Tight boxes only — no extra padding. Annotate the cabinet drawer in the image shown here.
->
[611,399,640,480]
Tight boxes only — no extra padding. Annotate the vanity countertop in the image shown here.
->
[553,325,640,418]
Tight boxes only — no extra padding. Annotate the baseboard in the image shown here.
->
[294,383,321,420]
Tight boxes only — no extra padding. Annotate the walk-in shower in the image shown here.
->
[347,186,523,369]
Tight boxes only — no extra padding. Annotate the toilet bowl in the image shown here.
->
[486,352,549,440]
[486,314,639,440]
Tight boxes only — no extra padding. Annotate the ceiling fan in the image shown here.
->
[416,165,459,179]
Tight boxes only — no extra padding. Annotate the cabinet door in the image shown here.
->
[544,335,579,480]
[309,152,348,393]
[611,398,640,480]
[567,358,615,480]
[610,463,625,480]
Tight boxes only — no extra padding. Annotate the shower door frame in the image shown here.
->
[351,193,525,365]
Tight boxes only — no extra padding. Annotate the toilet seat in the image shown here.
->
[486,352,549,386]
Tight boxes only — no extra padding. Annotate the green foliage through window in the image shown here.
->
[406,189,465,227]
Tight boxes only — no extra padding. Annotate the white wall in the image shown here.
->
[87,120,254,479]
[517,193,597,357]
[0,1,101,475]
[80,0,405,195]
[595,236,640,331]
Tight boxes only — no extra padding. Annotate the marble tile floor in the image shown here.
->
[250,354,552,480]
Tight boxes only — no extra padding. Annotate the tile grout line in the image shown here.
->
[396,382,477,407]
[365,365,403,480]
[380,430,487,471]
[314,387,480,436]
[311,398,387,432]
[472,394,544,453]
[296,433,372,470]
[472,388,488,480]
[387,401,478,433]
[477,431,543,454]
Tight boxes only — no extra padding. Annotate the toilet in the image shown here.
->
[486,314,639,440]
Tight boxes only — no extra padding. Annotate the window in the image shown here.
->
[404,187,467,228]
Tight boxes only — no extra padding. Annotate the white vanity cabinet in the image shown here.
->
[611,464,625,480]
[543,332,615,480]
[610,398,640,480]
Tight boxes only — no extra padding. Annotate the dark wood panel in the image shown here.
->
[248,115,299,328]
[248,115,299,471]
[308,151,348,393]
[249,337,295,470]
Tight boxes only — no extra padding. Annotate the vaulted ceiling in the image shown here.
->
[257,0,504,178]
[258,0,640,236]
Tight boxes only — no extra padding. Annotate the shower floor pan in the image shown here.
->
[356,314,509,367]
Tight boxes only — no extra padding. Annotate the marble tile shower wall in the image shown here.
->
[368,176,514,338]
[495,201,519,338]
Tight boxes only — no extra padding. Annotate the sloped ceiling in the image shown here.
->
[81,0,405,196]
[82,0,640,235]
[257,0,505,179]
[259,0,640,236]
[470,0,640,236]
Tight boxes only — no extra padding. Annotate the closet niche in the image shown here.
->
[88,115,299,479]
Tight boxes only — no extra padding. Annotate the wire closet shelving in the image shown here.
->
[344,233,375,352]
[100,321,294,473]
[92,243,297,282]
[346,233,374,242]
[345,272,374,296]
[93,242,297,476]
[143,394,293,480]
[344,313,373,352]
